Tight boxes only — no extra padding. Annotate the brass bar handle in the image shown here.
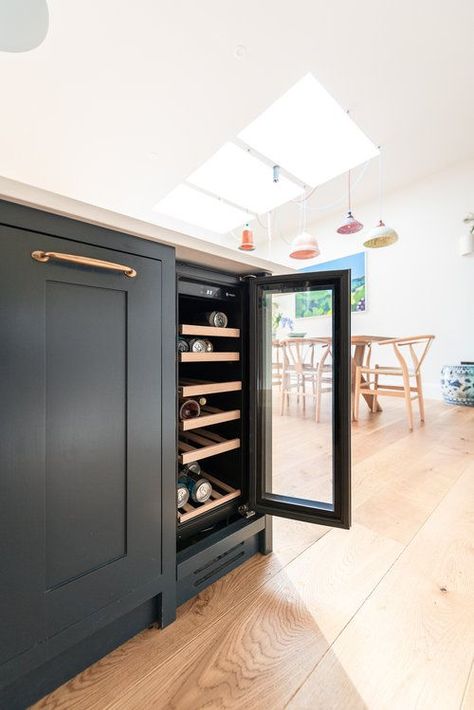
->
[31,250,137,278]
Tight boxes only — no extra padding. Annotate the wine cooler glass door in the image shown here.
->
[250,270,351,528]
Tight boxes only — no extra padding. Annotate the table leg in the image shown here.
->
[352,344,383,413]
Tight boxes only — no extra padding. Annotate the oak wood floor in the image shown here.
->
[33,399,474,710]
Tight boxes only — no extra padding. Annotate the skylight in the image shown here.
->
[238,73,379,187]
[152,73,379,239]
[153,184,250,234]
[187,142,305,214]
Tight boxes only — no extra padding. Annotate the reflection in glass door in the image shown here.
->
[265,284,334,505]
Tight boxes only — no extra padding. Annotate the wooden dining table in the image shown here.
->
[277,334,393,413]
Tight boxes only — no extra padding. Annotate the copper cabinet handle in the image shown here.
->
[31,250,137,278]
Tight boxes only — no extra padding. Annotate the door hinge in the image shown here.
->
[238,504,256,519]
[239,274,257,282]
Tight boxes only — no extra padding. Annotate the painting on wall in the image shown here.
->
[296,252,366,318]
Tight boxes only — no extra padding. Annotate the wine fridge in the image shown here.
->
[175,261,351,601]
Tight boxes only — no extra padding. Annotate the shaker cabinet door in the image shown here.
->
[0,227,167,668]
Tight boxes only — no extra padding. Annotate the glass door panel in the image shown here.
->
[251,271,351,528]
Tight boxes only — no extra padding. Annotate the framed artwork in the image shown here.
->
[296,252,366,317]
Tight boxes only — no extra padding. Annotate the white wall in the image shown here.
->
[270,159,474,398]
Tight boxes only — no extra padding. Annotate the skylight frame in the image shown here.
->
[187,141,305,214]
[238,72,379,187]
[152,183,251,234]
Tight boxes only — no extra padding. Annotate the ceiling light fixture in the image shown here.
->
[337,170,363,234]
[0,0,49,52]
[363,148,399,249]
[289,196,320,259]
[239,224,255,251]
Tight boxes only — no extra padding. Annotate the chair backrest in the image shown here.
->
[281,338,308,374]
[318,342,332,370]
[380,335,435,375]
[272,340,283,385]
[281,338,332,373]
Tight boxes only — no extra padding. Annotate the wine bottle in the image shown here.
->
[177,480,190,508]
[179,471,213,504]
[200,311,228,328]
[177,337,189,353]
[179,399,201,419]
[188,337,208,353]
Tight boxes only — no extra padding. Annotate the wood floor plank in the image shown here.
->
[461,659,474,709]
[354,445,472,544]
[102,524,402,709]
[351,407,474,512]
[288,463,474,710]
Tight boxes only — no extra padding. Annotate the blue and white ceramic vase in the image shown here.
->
[441,364,474,407]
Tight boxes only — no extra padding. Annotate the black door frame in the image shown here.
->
[249,270,351,529]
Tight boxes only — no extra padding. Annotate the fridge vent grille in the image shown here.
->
[193,543,245,587]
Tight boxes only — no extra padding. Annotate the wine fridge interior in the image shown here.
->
[176,272,246,551]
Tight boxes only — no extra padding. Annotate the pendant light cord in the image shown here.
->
[246,151,377,246]
[300,159,370,211]
[348,169,351,212]
[379,146,383,219]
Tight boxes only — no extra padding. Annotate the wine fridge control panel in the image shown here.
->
[178,279,239,301]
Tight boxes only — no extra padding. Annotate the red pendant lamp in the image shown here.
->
[239,224,255,251]
[337,170,363,234]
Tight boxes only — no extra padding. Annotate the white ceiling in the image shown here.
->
[1,0,474,264]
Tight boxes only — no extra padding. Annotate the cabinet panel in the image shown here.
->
[45,281,127,589]
[0,225,169,665]
[0,229,46,665]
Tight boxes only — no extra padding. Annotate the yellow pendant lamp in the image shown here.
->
[363,220,398,248]
[364,148,398,249]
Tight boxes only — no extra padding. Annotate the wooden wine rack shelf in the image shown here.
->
[179,352,240,363]
[180,407,241,431]
[178,472,241,523]
[179,379,242,397]
[180,324,240,338]
[178,428,240,464]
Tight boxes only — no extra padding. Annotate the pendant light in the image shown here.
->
[363,148,398,248]
[337,170,363,234]
[289,196,320,259]
[239,223,255,251]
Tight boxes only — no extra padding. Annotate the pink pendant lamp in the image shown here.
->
[337,170,363,234]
